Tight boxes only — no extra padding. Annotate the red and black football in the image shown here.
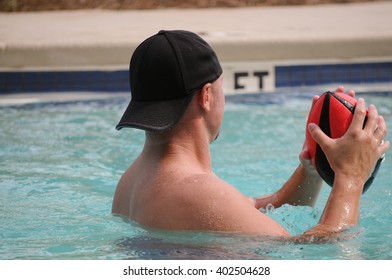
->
[305,91,384,193]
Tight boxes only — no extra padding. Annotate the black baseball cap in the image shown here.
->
[116,30,223,132]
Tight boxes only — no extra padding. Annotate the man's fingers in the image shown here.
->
[334,85,345,93]
[348,98,367,133]
[374,115,388,140]
[311,95,320,108]
[364,104,379,134]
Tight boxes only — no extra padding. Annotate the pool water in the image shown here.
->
[1,91,391,260]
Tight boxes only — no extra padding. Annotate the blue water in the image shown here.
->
[1,91,391,260]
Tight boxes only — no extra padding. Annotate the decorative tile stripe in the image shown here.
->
[275,62,392,88]
[1,62,391,94]
[0,70,129,94]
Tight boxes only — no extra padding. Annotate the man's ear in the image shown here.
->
[198,83,212,112]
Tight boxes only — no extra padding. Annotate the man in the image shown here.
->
[112,30,389,238]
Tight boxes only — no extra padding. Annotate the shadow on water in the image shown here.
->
[115,231,279,260]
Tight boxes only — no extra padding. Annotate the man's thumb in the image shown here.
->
[308,123,328,147]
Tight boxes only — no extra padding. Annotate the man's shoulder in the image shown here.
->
[181,172,234,190]
[176,172,249,205]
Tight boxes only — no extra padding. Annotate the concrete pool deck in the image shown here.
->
[1,1,392,104]
[1,1,392,68]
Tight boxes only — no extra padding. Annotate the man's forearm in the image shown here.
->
[254,163,323,209]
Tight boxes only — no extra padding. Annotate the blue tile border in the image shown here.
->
[0,70,129,94]
[275,62,392,88]
[1,61,391,94]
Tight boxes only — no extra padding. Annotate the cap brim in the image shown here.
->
[116,93,194,132]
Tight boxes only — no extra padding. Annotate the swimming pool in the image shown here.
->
[1,90,391,260]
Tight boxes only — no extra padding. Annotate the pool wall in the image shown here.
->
[1,2,392,96]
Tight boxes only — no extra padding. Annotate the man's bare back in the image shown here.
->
[112,152,290,235]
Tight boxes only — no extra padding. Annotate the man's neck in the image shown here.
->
[143,129,213,174]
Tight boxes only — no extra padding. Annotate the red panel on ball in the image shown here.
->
[328,93,356,139]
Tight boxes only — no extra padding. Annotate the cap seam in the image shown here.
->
[162,31,190,96]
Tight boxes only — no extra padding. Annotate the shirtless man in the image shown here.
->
[112,30,389,238]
